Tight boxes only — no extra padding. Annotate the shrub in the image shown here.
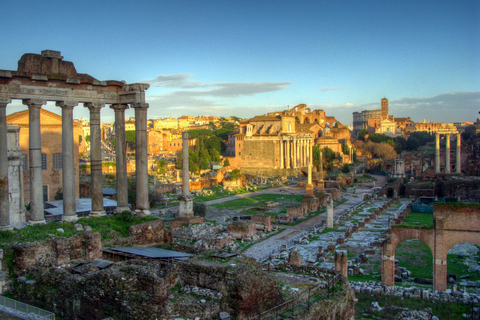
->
[193,202,207,217]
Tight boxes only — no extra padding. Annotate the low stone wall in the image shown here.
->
[13,232,102,276]
[351,281,480,305]
[228,221,256,239]
[155,183,177,194]
[443,179,480,201]
[324,188,341,201]
[275,263,340,281]
[287,203,308,217]
[128,219,173,245]
[178,257,284,319]
[251,214,272,232]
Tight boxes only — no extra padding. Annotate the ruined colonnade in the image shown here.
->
[0,50,151,229]
[278,135,313,169]
[435,130,461,174]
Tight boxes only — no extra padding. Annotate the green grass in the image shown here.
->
[447,245,480,283]
[0,214,157,245]
[210,194,303,210]
[399,212,433,229]
[355,292,471,320]
[395,239,433,279]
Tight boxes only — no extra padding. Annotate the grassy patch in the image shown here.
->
[395,239,433,279]
[399,212,433,229]
[447,245,480,283]
[355,292,471,320]
[0,214,157,245]
[211,194,303,210]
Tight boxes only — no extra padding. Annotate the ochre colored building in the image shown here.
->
[7,108,81,203]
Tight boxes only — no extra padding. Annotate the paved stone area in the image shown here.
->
[242,175,388,261]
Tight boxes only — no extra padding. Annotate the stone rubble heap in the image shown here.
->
[351,280,480,305]
[181,285,223,300]
[172,222,225,241]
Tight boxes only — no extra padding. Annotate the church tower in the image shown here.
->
[381,98,389,120]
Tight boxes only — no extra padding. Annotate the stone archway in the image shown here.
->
[382,203,480,291]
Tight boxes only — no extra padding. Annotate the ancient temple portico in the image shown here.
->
[435,125,461,174]
[0,50,150,226]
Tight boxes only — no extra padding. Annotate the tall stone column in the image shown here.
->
[179,131,194,218]
[23,99,46,224]
[182,131,190,197]
[279,139,284,169]
[435,133,440,173]
[327,195,334,228]
[456,133,461,174]
[285,139,290,169]
[56,101,78,222]
[292,139,297,169]
[445,134,450,173]
[381,242,395,287]
[0,98,12,230]
[307,156,312,185]
[110,104,129,213]
[133,103,150,216]
[85,102,105,216]
[295,139,300,168]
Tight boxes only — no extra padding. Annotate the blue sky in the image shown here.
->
[1,0,479,124]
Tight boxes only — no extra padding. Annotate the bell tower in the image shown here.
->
[381,98,388,120]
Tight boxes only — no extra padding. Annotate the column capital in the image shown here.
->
[131,102,149,109]
[56,100,79,108]
[84,102,105,112]
[22,99,46,107]
[110,103,129,111]
[0,98,11,105]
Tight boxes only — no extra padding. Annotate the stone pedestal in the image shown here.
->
[335,250,348,279]
[305,184,314,197]
[289,248,301,266]
[178,194,194,218]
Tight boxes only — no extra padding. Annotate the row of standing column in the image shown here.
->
[279,138,313,169]
[0,99,150,229]
[435,133,461,174]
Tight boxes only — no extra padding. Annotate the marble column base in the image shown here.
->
[29,219,46,225]
[0,225,13,231]
[90,210,106,217]
[116,206,131,213]
[63,214,79,223]
[135,209,151,216]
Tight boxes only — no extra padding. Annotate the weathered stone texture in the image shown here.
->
[228,221,256,239]
[13,232,102,276]
[128,219,173,245]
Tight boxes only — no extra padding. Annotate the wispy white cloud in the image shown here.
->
[144,73,292,97]
[319,86,346,91]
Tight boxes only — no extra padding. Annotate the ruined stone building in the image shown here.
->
[227,104,350,175]
[0,50,150,228]
[6,125,26,227]
[6,108,82,203]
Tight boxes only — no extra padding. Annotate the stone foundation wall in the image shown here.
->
[442,179,480,201]
[13,232,102,276]
[128,220,173,245]
[228,221,257,239]
[287,203,308,217]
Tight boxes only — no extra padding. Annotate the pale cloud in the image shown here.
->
[144,73,292,97]
[143,73,210,89]
[319,86,346,91]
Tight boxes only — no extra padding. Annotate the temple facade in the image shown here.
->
[0,50,150,228]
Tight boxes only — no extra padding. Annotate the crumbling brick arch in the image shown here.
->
[382,228,435,288]
[382,203,480,292]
